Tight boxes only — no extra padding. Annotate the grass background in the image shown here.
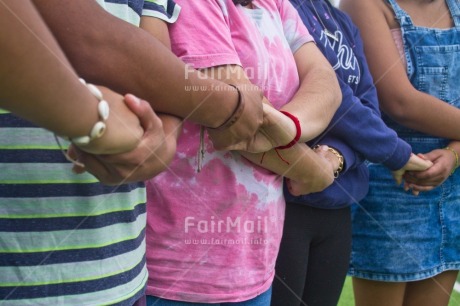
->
[337,276,460,305]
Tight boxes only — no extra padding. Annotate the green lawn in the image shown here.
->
[337,277,460,306]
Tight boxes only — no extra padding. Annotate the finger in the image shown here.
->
[403,181,410,192]
[405,171,432,181]
[68,145,86,174]
[67,145,78,160]
[392,170,403,186]
[72,164,87,174]
[417,153,428,160]
[407,170,445,183]
[313,145,329,152]
[406,179,443,187]
[409,184,435,192]
[286,179,302,196]
[76,152,114,184]
[409,153,434,170]
[124,94,161,131]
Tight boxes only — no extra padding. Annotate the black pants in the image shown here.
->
[271,203,352,306]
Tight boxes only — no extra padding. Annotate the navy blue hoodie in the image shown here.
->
[285,0,411,208]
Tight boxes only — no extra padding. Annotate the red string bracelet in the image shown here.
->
[259,149,290,165]
[276,111,301,150]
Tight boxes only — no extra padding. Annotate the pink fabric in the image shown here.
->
[145,0,313,303]
[391,28,407,68]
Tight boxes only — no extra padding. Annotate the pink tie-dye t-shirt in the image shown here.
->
[145,0,313,303]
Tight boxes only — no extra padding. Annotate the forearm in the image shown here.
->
[240,144,334,193]
[0,0,96,134]
[281,42,341,142]
[341,0,460,140]
[0,0,141,154]
[32,0,240,129]
[382,90,460,140]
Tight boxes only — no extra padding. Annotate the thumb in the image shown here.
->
[392,169,404,186]
[124,94,160,131]
[417,153,427,160]
[406,153,433,171]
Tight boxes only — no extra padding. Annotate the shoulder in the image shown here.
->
[340,0,397,29]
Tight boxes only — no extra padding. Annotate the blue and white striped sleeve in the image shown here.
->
[142,0,181,23]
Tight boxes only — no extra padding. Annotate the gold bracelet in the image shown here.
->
[327,147,344,178]
[444,146,459,175]
[315,145,344,178]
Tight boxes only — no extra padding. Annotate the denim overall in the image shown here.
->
[349,0,460,281]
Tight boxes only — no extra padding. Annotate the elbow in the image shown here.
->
[321,72,342,126]
[377,84,424,127]
[330,72,342,112]
[331,81,342,114]
[379,93,415,127]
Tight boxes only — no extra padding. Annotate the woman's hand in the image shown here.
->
[76,87,144,155]
[70,94,177,185]
[402,146,458,194]
[220,102,297,153]
[285,145,337,196]
[391,153,433,195]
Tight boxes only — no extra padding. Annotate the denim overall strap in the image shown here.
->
[386,0,413,28]
[446,0,460,27]
[384,0,460,143]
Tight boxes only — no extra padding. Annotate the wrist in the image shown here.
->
[276,111,301,150]
[209,84,244,130]
[444,146,459,175]
[315,145,344,178]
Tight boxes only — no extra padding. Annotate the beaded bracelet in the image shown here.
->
[55,78,110,166]
[65,78,110,145]
[276,111,301,150]
[210,84,245,131]
[444,146,459,175]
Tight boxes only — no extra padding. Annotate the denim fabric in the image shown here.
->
[350,0,460,281]
[146,287,272,306]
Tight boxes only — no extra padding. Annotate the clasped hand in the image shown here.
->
[70,92,176,185]
[391,153,433,196]
[209,102,298,153]
[398,147,458,195]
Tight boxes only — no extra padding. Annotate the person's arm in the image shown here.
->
[140,14,182,162]
[198,64,335,192]
[243,143,337,195]
[32,0,264,151]
[0,0,145,155]
[280,42,342,142]
[241,103,336,193]
[71,94,179,185]
[340,0,460,139]
[237,41,341,189]
[71,15,182,184]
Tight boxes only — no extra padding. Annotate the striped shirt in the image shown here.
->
[96,0,180,25]
[0,1,178,305]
